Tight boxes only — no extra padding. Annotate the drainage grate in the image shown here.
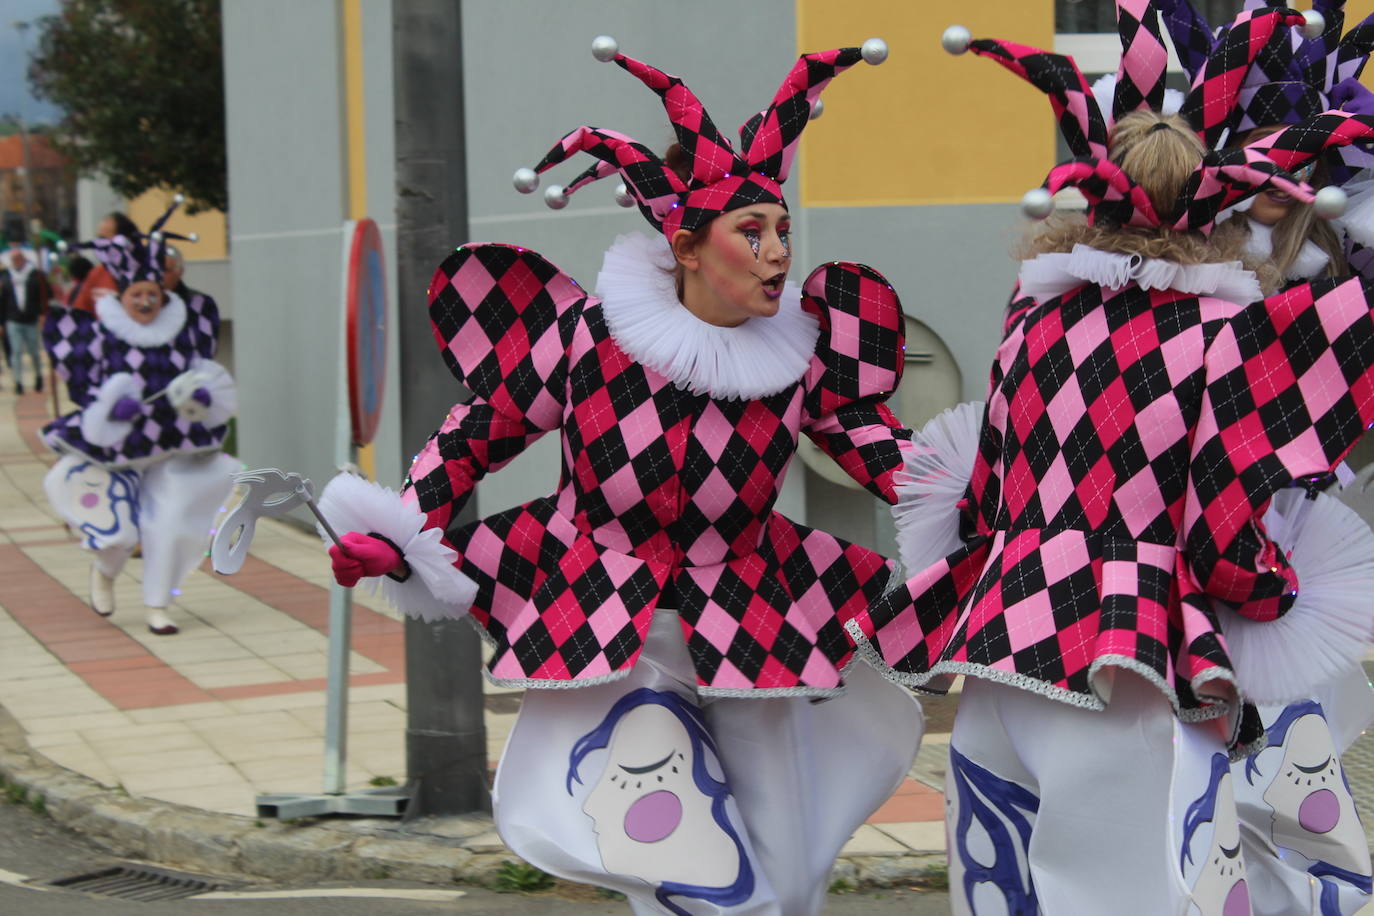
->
[48,864,230,901]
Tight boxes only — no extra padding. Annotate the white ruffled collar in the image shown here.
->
[1242,219,1330,281]
[95,291,188,347]
[1018,243,1261,304]
[594,233,819,400]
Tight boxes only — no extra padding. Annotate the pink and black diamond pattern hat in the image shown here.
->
[513,36,889,239]
[941,1,1363,234]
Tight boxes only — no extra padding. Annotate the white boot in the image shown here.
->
[145,607,178,636]
[90,564,115,617]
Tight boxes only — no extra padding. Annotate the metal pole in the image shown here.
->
[392,0,488,816]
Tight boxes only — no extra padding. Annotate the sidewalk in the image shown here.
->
[0,383,950,885]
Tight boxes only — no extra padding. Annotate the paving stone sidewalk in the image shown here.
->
[0,384,949,886]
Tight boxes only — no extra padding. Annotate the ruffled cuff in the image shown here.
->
[317,474,478,622]
[80,373,143,447]
[892,401,985,574]
[168,358,237,427]
[1216,488,1374,705]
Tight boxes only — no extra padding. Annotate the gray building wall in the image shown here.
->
[222,0,403,503]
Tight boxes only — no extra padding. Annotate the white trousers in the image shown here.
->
[947,673,1249,916]
[45,452,237,607]
[1232,669,1374,916]
[492,609,925,915]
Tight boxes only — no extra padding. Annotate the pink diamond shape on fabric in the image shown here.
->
[450,251,496,303]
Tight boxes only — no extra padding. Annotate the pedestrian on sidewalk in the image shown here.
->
[1,247,49,394]
[319,37,927,915]
[854,10,1374,914]
[39,196,238,637]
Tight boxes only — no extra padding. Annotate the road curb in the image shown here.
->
[0,706,945,889]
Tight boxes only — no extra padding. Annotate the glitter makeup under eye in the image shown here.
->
[744,229,761,260]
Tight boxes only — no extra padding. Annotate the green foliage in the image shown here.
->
[919,862,949,890]
[29,793,46,816]
[828,877,857,894]
[4,781,26,805]
[367,775,399,787]
[28,0,227,212]
[493,859,553,892]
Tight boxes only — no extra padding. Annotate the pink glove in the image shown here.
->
[329,531,404,588]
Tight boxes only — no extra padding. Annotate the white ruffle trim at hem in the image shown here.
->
[1217,487,1374,706]
[316,474,477,622]
[892,401,985,575]
[80,373,143,447]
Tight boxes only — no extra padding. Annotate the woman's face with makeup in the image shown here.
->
[677,203,792,326]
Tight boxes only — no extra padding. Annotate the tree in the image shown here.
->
[27,0,226,213]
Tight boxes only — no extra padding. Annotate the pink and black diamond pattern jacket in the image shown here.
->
[853,266,1374,749]
[400,240,916,696]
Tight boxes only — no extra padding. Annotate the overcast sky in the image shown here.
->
[0,0,63,125]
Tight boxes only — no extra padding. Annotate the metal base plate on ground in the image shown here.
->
[255,787,409,819]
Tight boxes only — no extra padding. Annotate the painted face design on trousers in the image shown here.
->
[567,688,754,911]
[60,459,140,549]
[1257,708,1371,877]
[1183,756,1250,916]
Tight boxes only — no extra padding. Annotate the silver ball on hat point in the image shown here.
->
[861,38,888,65]
[614,184,635,208]
[1020,188,1055,221]
[150,230,164,242]
[172,192,185,205]
[513,167,540,194]
[544,185,569,210]
[942,25,972,55]
[809,98,824,120]
[1314,185,1348,219]
[188,232,200,243]
[591,35,619,62]
[1302,9,1325,40]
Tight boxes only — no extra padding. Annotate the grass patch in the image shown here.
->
[493,859,554,892]
[368,775,399,787]
[828,877,857,894]
[28,793,46,816]
[916,863,949,891]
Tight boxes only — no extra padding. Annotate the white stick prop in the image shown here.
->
[212,468,342,574]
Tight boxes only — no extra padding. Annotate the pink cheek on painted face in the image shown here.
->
[1223,880,1249,916]
[1298,788,1341,833]
[622,790,683,843]
[80,493,100,509]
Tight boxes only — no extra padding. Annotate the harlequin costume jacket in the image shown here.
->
[326,234,917,696]
[41,291,231,468]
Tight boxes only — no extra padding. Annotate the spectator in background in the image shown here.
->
[64,255,94,308]
[160,246,217,320]
[69,212,136,314]
[1,248,51,394]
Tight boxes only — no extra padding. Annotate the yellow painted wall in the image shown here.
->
[797,0,1055,207]
[126,189,228,261]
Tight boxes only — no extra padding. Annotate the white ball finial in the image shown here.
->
[172,192,185,205]
[1314,185,1348,219]
[591,35,619,62]
[188,232,200,243]
[513,167,540,194]
[544,185,569,210]
[942,25,972,55]
[861,38,888,65]
[1020,187,1055,221]
[809,98,824,120]
[1302,9,1325,40]
[150,230,164,242]
[614,183,635,208]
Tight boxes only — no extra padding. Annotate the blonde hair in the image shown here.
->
[1020,111,1242,265]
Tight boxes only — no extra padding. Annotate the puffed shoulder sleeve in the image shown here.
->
[403,244,586,532]
[800,260,915,504]
[1185,274,1374,620]
[427,242,585,425]
[45,306,103,405]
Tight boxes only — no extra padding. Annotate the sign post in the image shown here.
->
[253,218,405,818]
